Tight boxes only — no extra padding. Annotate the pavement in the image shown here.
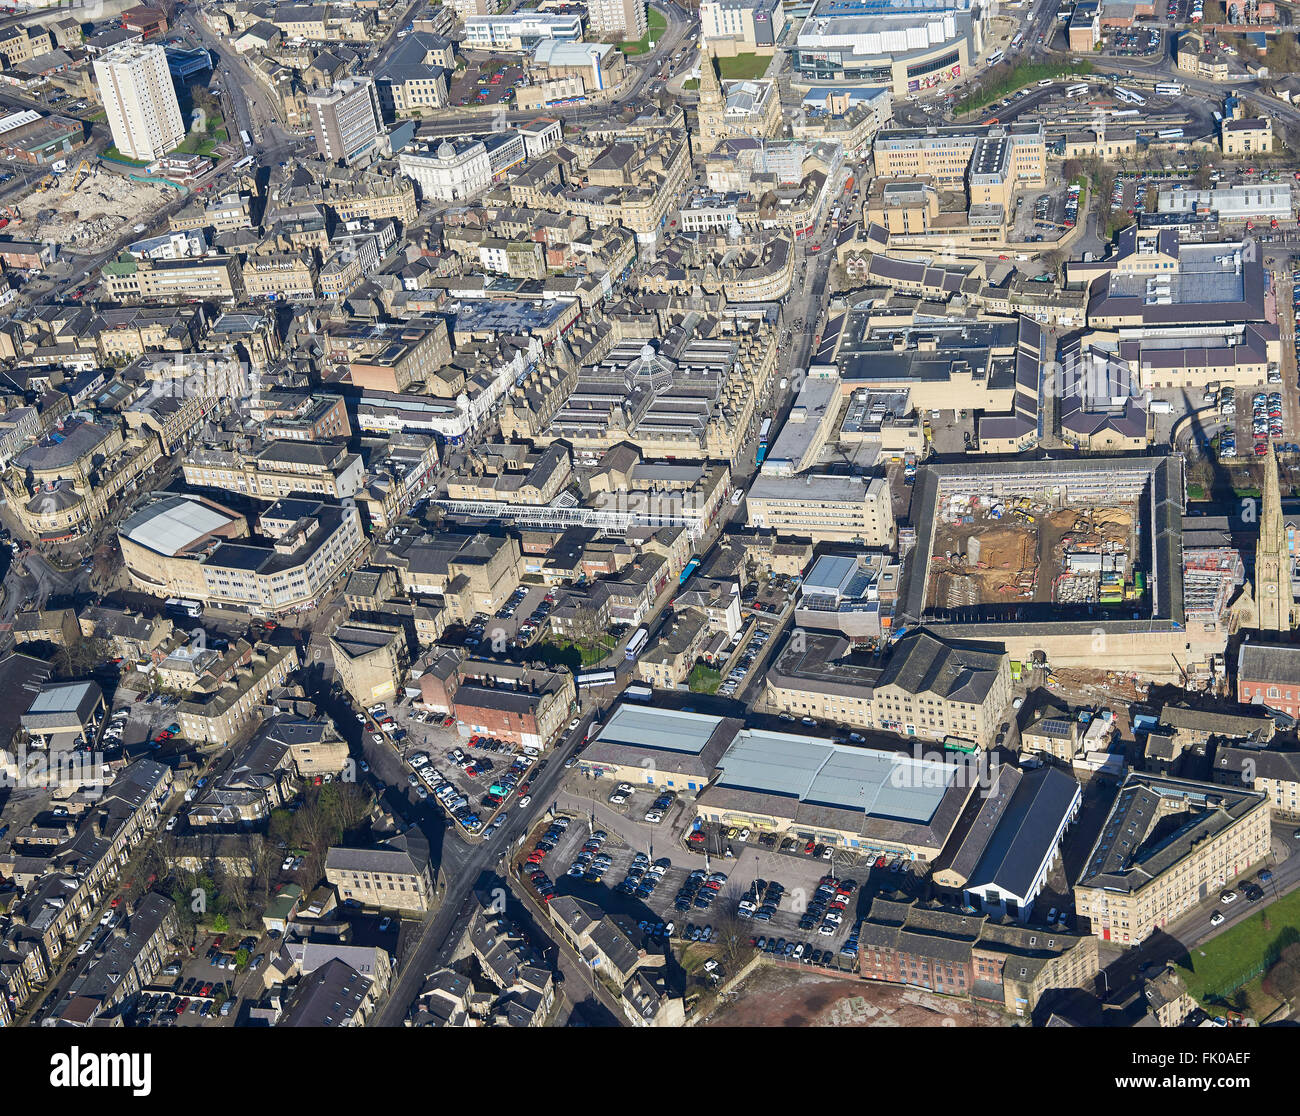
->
[1096,821,1300,998]
[368,708,599,1025]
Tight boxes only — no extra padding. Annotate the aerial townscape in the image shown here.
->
[1,0,1300,1056]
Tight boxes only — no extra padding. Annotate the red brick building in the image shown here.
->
[121,5,168,36]
[1237,641,1300,719]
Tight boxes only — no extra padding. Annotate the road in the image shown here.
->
[368,708,599,1025]
[412,0,694,135]
[1097,824,1300,1000]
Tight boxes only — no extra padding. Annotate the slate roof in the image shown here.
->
[876,628,1006,704]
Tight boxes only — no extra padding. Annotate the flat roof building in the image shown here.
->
[697,727,977,860]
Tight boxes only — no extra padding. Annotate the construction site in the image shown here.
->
[20,162,176,254]
[925,490,1144,616]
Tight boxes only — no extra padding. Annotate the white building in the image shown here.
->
[587,0,647,39]
[946,765,1081,923]
[398,138,493,202]
[463,12,583,50]
[701,0,786,52]
[93,43,185,161]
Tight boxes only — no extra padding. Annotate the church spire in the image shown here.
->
[1262,438,1284,537]
[1254,440,1296,631]
[698,44,722,106]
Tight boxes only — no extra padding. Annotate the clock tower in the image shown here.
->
[1255,441,1297,632]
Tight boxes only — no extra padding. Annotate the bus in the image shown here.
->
[1110,108,1139,118]
[680,557,702,586]
[1066,84,1088,98]
[1114,86,1145,106]
[577,669,617,689]
[1011,32,1024,49]
[987,49,1005,65]
[239,129,252,148]
[1156,127,1184,141]
[625,627,649,660]
[756,416,772,465]
[230,155,254,173]
[165,598,203,618]
[1154,82,1184,96]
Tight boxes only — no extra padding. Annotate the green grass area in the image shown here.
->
[617,7,667,55]
[1175,887,1300,1006]
[954,60,1092,115]
[1186,483,1206,501]
[688,663,723,694]
[545,634,615,668]
[87,110,106,123]
[683,77,698,90]
[716,52,769,80]
[175,133,219,158]
[101,147,149,167]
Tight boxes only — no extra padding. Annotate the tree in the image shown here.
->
[710,890,756,969]
[268,808,294,848]
[250,838,278,906]
[211,912,229,934]
[53,635,111,679]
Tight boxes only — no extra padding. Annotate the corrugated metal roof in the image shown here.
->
[122,495,235,556]
[715,730,956,823]
[595,705,722,756]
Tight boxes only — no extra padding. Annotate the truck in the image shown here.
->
[623,685,654,703]
[1148,400,1172,414]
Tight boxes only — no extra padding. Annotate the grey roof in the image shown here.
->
[325,831,430,876]
[1238,641,1300,687]
[1159,703,1272,736]
[1076,772,1267,893]
[712,730,957,824]
[876,628,1005,705]
[960,766,1081,899]
[67,892,174,1009]
[120,495,237,556]
[280,957,372,1027]
[584,705,739,777]
[1215,744,1300,786]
